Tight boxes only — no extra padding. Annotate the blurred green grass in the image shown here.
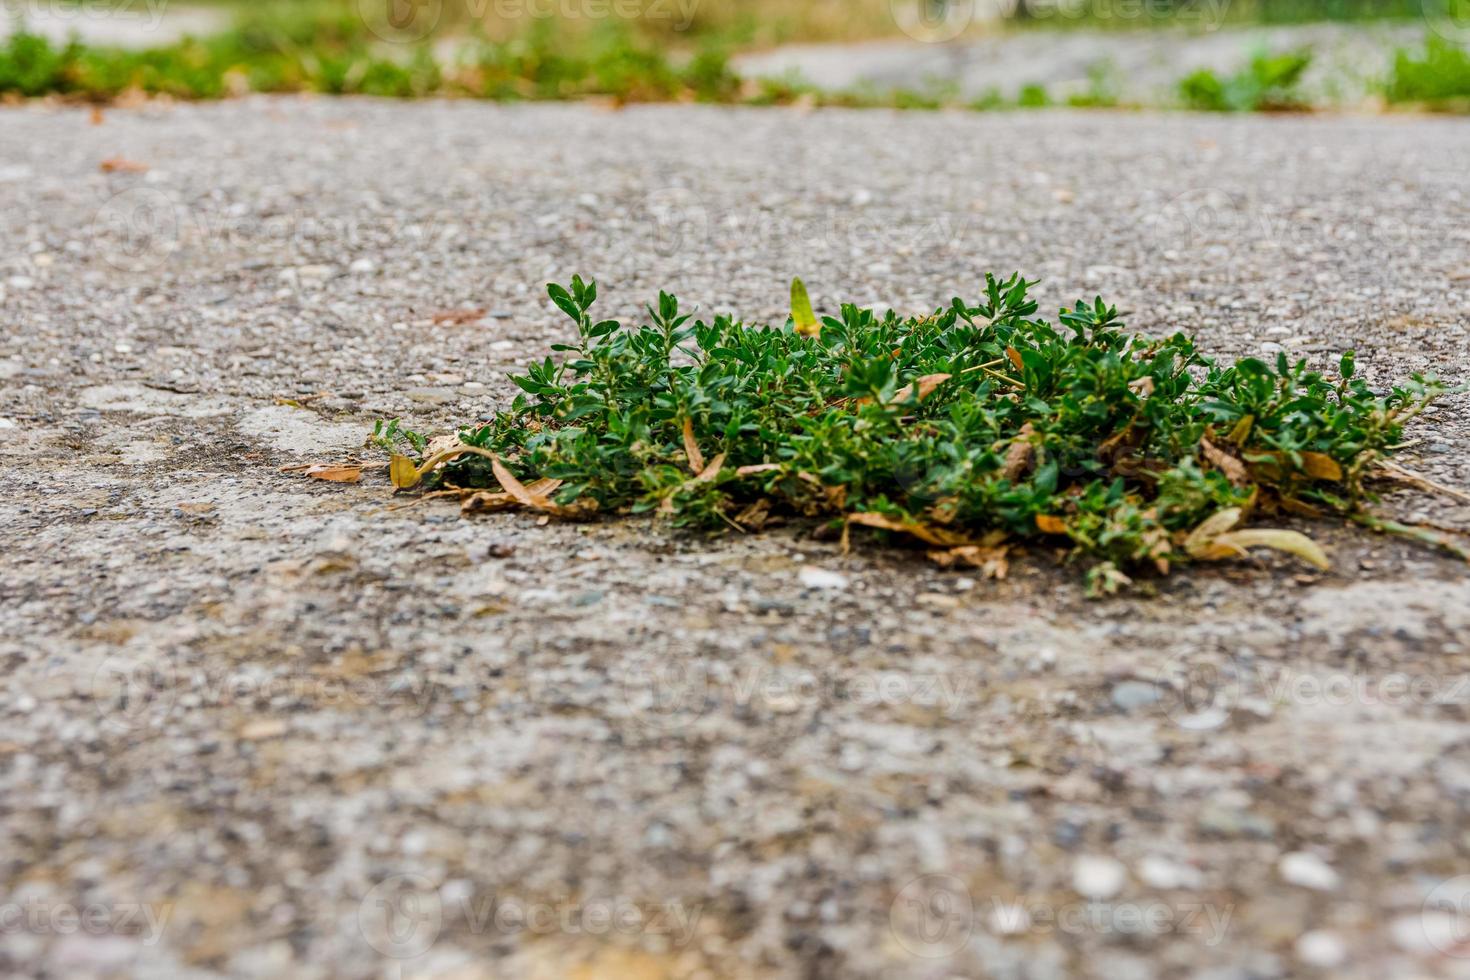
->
[3,0,1469,108]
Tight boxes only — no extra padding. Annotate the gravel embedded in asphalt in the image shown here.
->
[1,97,1469,979]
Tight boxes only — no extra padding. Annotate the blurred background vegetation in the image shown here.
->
[2,0,1468,107]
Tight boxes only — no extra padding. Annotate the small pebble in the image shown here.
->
[1295,930,1346,968]
[1073,855,1127,899]
[798,567,849,591]
[1279,851,1340,891]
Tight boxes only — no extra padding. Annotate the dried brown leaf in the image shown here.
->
[682,417,705,474]
[734,498,772,530]
[1278,496,1324,518]
[846,511,974,548]
[100,157,148,174]
[490,455,553,508]
[928,545,1010,579]
[889,373,952,407]
[305,464,362,483]
[1200,436,1250,487]
[695,452,726,483]
[431,308,487,326]
[488,455,592,519]
[1002,423,1036,482]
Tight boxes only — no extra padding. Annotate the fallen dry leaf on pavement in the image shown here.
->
[305,464,363,483]
[100,157,148,173]
[430,308,487,325]
[928,544,1010,579]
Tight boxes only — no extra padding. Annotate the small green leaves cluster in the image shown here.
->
[383,274,1456,591]
[1179,49,1314,112]
[1386,37,1470,110]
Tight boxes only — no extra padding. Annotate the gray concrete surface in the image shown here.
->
[1,97,1469,979]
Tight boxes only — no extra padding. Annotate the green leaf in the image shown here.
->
[790,277,819,337]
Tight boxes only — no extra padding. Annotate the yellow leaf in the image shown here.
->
[1005,346,1024,372]
[1299,452,1343,482]
[791,277,820,337]
[1035,514,1068,535]
[1212,529,1331,571]
[389,455,421,489]
[1184,507,1244,556]
[1227,414,1255,446]
[846,511,975,548]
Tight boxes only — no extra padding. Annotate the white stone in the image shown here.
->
[1073,855,1127,899]
[1295,930,1346,968]
[1137,855,1203,890]
[1279,851,1340,891]
[798,567,849,590]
